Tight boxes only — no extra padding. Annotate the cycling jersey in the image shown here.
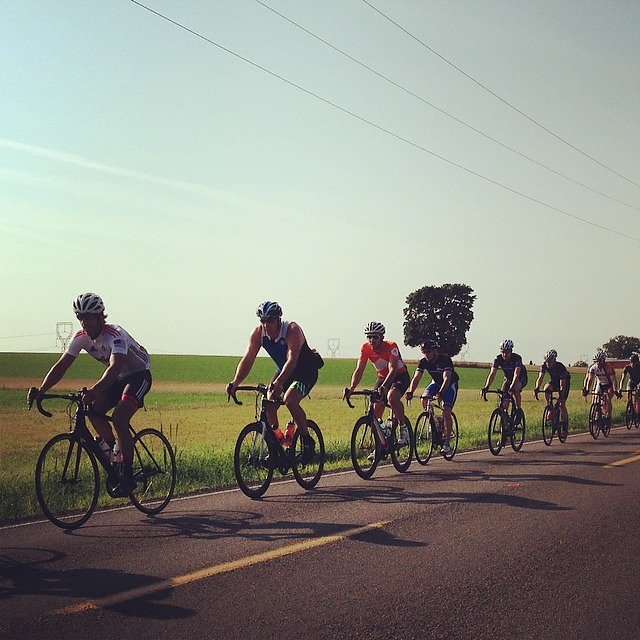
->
[588,362,616,386]
[416,353,460,386]
[623,364,640,388]
[360,340,408,378]
[540,361,570,386]
[66,324,150,379]
[493,352,528,386]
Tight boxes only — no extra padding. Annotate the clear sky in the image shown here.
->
[1,0,639,365]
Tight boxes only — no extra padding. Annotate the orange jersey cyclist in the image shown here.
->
[27,293,151,496]
[482,339,528,420]
[534,349,570,428]
[346,321,410,435]
[582,350,619,425]
[621,352,640,416]
[406,339,459,455]
[227,301,322,462]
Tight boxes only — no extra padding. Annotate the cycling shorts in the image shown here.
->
[104,370,152,410]
[502,378,524,393]
[283,367,318,398]
[595,381,612,395]
[422,381,458,408]
[391,371,411,395]
[626,381,638,392]
[547,379,570,400]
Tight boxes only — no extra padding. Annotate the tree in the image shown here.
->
[403,284,475,357]
[602,335,640,359]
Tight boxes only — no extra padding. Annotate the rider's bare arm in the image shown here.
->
[273,322,304,388]
[348,357,367,392]
[36,352,76,396]
[407,369,423,396]
[230,326,262,389]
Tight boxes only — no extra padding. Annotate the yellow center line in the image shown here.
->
[51,520,391,616]
[604,450,640,468]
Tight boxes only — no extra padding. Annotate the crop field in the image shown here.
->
[0,352,624,523]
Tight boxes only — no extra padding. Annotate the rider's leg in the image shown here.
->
[284,386,309,435]
[604,389,613,420]
[442,405,453,439]
[387,387,405,424]
[87,394,116,446]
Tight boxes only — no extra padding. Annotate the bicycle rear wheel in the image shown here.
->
[390,417,413,473]
[129,428,176,515]
[292,420,325,489]
[351,416,380,479]
[413,411,434,466]
[488,409,504,456]
[541,406,553,446]
[588,403,601,439]
[35,434,100,530]
[625,400,633,430]
[234,422,274,498]
[511,409,525,452]
[443,412,459,461]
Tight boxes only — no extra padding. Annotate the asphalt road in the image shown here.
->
[2,427,640,640]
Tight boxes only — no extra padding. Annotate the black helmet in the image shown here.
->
[421,339,439,350]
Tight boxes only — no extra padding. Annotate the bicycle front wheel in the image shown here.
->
[234,423,274,498]
[625,400,633,430]
[292,420,325,489]
[35,434,100,530]
[351,416,380,479]
[541,407,553,446]
[414,411,434,466]
[129,428,176,515]
[488,409,504,456]
[443,412,459,461]
[588,403,600,439]
[390,417,413,473]
[558,411,568,443]
[510,409,525,452]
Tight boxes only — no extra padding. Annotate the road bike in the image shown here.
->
[481,389,526,456]
[623,387,639,430]
[29,390,176,530]
[228,384,325,498]
[343,389,413,479]
[535,389,568,446]
[587,391,611,439]
[412,395,459,464]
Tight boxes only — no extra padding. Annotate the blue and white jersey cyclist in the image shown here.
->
[482,339,528,421]
[406,339,459,455]
[227,301,321,461]
[27,293,151,496]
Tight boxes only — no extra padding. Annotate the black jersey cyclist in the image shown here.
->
[482,339,528,421]
[533,349,570,428]
[621,352,640,416]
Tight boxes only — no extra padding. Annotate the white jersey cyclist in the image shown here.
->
[587,362,615,388]
[66,324,150,379]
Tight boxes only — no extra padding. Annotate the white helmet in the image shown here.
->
[593,350,606,363]
[256,301,282,319]
[73,292,105,315]
[364,321,385,336]
[544,349,558,361]
[500,339,514,351]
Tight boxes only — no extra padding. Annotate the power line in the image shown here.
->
[0,332,54,339]
[257,0,639,212]
[363,0,640,191]
[130,1,639,243]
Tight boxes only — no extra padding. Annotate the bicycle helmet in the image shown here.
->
[500,339,514,352]
[73,292,105,315]
[630,352,639,363]
[256,301,282,319]
[593,350,606,363]
[364,321,385,336]
[421,339,439,350]
[544,349,558,361]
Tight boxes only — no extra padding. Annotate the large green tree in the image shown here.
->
[602,335,640,358]
[403,284,475,357]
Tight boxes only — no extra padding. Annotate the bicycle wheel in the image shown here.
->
[443,412,459,461]
[414,411,434,466]
[541,406,553,446]
[511,409,525,452]
[588,403,600,439]
[351,416,380,479]
[234,422,274,498]
[602,416,611,438]
[390,417,413,473]
[487,409,504,456]
[558,412,569,443]
[129,428,176,515]
[625,400,633,430]
[35,434,100,530]
[292,420,325,489]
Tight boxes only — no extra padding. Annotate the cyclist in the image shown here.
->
[533,349,570,432]
[227,301,321,462]
[345,321,410,444]
[26,292,151,496]
[620,352,640,416]
[482,339,528,422]
[581,350,619,425]
[406,339,459,454]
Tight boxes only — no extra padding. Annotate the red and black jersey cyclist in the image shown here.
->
[27,293,152,496]
[406,339,459,455]
[482,339,528,422]
[227,301,321,462]
[533,349,570,431]
[345,321,410,443]
[620,352,640,416]
[582,350,619,425]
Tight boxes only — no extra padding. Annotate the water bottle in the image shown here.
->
[282,421,296,447]
[113,439,121,463]
[95,437,114,463]
[385,418,393,437]
[272,425,285,442]
[435,415,444,434]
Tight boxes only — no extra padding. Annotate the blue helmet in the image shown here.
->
[256,301,282,319]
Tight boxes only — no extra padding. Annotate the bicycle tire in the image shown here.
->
[558,413,568,443]
[487,409,504,456]
[351,416,380,479]
[443,412,459,461]
[602,417,611,438]
[625,400,633,430]
[413,411,434,466]
[511,409,525,452]
[35,433,100,530]
[588,403,600,439]
[292,420,325,489]
[541,406,553,446]
[129,428,177,515]
[234,422,274,498]
[390,417,413,473]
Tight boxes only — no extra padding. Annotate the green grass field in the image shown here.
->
[0,352,624,523]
